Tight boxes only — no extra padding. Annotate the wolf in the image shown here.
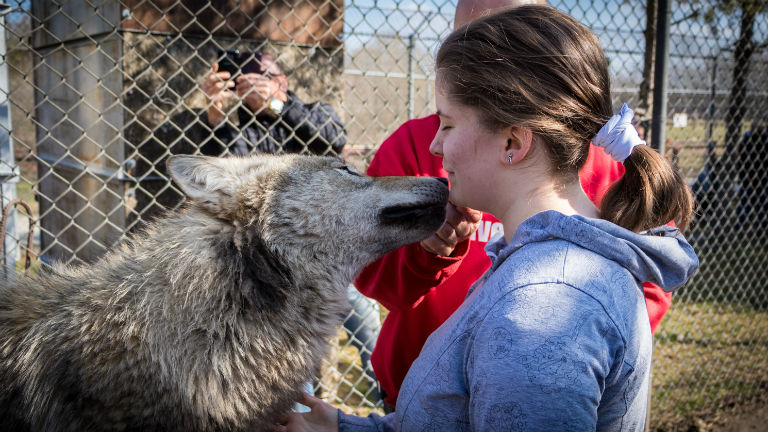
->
[0,154,448,431]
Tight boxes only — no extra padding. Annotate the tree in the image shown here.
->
[722,1,765,150]
[640,0,765,149]
[682,0,766,148]
[636,0,657,124]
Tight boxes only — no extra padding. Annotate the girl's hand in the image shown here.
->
[274,393,338,432]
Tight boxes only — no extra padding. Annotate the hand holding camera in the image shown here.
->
[204,50,288,125]
[202,62,236,126]
[237,73,285,116]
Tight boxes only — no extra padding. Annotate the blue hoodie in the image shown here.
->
[339,211,699,432]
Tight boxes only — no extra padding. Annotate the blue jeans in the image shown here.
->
[343,284,382,403]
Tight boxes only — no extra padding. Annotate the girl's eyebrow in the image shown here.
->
[436,110,451,119]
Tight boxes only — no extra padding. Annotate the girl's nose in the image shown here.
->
[429,135,443,157]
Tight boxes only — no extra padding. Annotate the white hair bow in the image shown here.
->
[593,103,646,163]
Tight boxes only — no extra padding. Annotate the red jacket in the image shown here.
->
[355,114,672,408]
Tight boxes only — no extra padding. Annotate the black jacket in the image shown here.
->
[156,91,346,159]
[203,91,346,156]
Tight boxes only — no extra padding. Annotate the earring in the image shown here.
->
[507,154,513,164]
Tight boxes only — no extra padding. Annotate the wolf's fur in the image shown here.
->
[0,154,447,431]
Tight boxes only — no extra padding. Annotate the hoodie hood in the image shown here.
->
[486,211,699,292]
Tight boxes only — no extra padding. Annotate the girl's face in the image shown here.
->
[430,85,509,211]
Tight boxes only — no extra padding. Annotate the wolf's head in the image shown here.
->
[167,154,448,285]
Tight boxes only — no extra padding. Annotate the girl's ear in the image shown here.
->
[502,126,534,165]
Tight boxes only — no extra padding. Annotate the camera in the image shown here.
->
[216,49,265,78]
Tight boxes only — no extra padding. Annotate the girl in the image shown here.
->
[276,5,698,431]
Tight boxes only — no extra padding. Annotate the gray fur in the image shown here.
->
[0,154,448,431]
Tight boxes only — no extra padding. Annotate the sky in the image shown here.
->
[343,0,767,91]
[3,0,764,92]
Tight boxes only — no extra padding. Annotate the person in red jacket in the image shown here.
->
[353,0,674,410]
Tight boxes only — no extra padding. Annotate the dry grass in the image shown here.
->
[650,301,768,431]
[320,328,384,416]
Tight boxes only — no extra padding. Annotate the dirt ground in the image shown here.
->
[704,401,768,432]
[715,406,768,432]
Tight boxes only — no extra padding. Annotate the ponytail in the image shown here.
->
[593,104,694,233]
[601,144,694,232]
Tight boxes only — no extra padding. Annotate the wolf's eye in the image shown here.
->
[336,166,361,176]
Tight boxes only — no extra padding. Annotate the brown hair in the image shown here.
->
[435,5,693,232]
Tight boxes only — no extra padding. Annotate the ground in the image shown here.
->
[708,401,768,432]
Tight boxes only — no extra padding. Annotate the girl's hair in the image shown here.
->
[435,5,693,232]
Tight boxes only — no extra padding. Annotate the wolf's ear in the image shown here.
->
[167,155,237,213]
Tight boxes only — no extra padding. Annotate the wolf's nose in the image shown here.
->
[435,177,448,185]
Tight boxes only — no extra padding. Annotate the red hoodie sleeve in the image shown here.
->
[354,116,470,311]
[581,144,673,333]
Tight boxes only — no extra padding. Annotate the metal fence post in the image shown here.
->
[0,1,18,277]
[650,0,670,154]
[408,33,415,120]
[706,55,718,145]
[648,2,671,428]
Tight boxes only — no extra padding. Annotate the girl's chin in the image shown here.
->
[447,190,467,208]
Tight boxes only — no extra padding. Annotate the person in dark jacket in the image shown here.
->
[135,52,347,227]
[199,51,346,156]
[733,118,768,235]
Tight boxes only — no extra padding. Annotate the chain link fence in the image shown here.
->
[0,0,766,429]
